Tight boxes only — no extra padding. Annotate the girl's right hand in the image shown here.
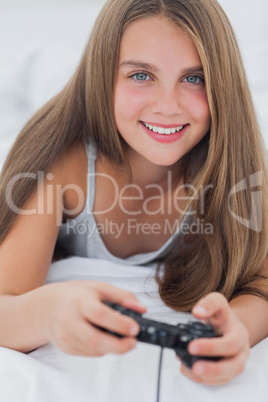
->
[40,281,146,356]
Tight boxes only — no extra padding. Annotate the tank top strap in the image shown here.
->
[84,142,97,213]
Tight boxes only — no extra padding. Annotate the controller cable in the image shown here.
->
[156,347,164,402]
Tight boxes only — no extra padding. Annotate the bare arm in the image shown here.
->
[0,165,64,351]
[0,150,145,354]
[230,294,268,347]
[0,286,54,352]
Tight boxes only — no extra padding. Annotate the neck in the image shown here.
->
[97,148,184,196]
[126,147,183,192]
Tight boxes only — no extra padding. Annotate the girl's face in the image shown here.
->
[114,16,211,168]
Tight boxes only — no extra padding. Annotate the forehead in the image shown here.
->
[119,16,201,67]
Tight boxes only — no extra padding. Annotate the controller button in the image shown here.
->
[147,326,156,334]
[192,330,206,337]
[159,330,166,338]
[180,335,191,343]
[146,326,159,342]
[190,321,206,330]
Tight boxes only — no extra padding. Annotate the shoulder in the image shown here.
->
[52,141,87,178]
[51,141,88,220]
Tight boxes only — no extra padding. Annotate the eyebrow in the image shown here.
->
[119,60,160,73]
[119,60,204,75]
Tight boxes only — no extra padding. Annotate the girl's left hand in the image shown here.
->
[179,292,250,385]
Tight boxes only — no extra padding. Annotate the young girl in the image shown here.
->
[0,0,268,386]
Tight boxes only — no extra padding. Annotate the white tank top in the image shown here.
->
[57,142,183,266]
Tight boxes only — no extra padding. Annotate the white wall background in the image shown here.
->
[0,0,267,170]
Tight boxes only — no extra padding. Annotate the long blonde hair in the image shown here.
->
[0,0,268,310]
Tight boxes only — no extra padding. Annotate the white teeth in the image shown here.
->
[143,122,184,135]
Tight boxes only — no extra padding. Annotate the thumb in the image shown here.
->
[192,292,230,328]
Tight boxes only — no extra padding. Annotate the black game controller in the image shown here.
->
[98,302,220,369]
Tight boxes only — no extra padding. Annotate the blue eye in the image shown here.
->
[184,75,204,84]
[131,73,150,81]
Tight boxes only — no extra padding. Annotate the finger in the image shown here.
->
[83,300,141,337]
[76,321,138,356]
[57,321,137,356]
[91,282,147,313]
[188,332,245,357]
[190,349,249,385]
[179,363,203,384]
[192,292,230,328]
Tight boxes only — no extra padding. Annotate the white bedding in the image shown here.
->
[0,257,268,402]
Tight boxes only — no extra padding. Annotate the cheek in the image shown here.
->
[184,91,211,126]
[114,84,150,122]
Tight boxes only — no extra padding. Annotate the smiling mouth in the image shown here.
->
[142,122,185,135]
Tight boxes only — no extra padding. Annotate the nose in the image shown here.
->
[151,84,183,117]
